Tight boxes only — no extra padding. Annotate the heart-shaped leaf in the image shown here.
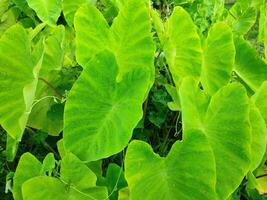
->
[64,50,149,161]
[125,130,217,200]
[179,78,251,199]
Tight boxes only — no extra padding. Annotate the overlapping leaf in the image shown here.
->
[125,130,217,200]
[63,0,96,26]
[64,50,149,161]
[179,78,251,199]
[27,26,65,136]
[13,153,108,200]
[74,0,155,85]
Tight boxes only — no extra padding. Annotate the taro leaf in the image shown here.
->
[252,81,267,122]
[27,26,65,136]
[163,6,202,86]
[249,101,267,171]
[26,0,62,25]
[64,50,149,161]
[125,130,217,200]
[234,37,267,92]
[201,22,235,95]
[0,24,44,141]
[227,2,257,35]
[13,153,42,200]
[63,0,96,26]
[165,84,180,111]
[21,153,108,200]
[179,78,251,199]
[74,0,155,87]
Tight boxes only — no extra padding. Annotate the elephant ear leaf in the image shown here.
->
[0,24,43,141]
[180,78,251,199]
[26,0,62,25]
[125,130,217,200]
[201,22,235,95]
[64,50,149,161]
[164,6,202,86]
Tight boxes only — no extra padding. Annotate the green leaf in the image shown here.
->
[179,78,251,199]
[26,0,62,25]
[201,22,235,95]
[13,153,42,200]
[125,130,217,200]
[0,24,44,141]
[21,153,108,200]
[227,2,257,35]
[164,6,202,86]
[249,101,267,171]
[64,50,149,161]
[63,0,95,26]
[74,0,155,87]
[165,84,180,111]
[41,153,56,175]
[234,37,267,92]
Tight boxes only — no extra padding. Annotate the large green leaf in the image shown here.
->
[74,0,155,86]
[125,130,217,200]
[64,50,149,161]
[27,26,65,136]
[26,0,62,25]
[0,24,43,141]
[163,6,202,86]
[201,22,235,95]
[234,37,267,92]
[179,78,251,199]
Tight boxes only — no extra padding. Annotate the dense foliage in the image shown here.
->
[0,0,267,199]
